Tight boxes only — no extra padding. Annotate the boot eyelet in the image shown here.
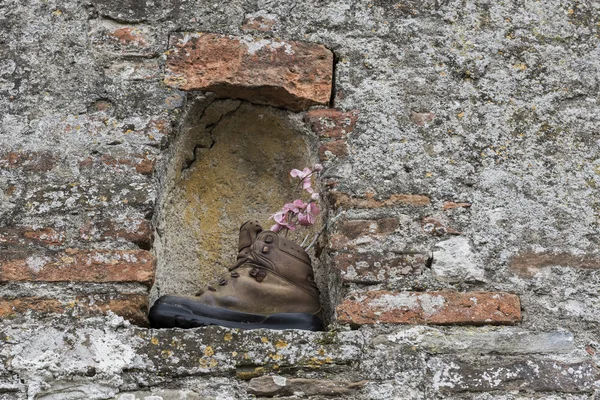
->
[249,269,257,277]
[218,278,227,286]
[230,272,240,278]
[265,235,273,243]
[207,285,216,292]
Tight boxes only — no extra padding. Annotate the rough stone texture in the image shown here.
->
[248,375,367,396]
[164,33,333,111]
[305,109,360,139]
[332,252,427,283]
[337,291,521,326]
[431,237,486,283]
[2,0,600,398]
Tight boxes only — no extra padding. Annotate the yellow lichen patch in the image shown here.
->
[209,359,218,367]
[224,332,233,341]
[161,350,172,358]
[231,351,238,357]
[151,337,159,345]
[275,340,288,349]
[318,348,325,356]
[270,353,283,361]
[204,346,215,357]
[260,337,269,343]
[199,358,209,368]
[514,63,527,71]
[457,112,465,119]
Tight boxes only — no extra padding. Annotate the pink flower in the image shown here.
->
[313,163,323,172]
[290,167,312,179]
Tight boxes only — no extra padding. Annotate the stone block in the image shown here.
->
[430,358,598,393]
[337,291,521,326]
[164,33,333,111]
[431,237,486,283]
[0,249,156,287]
[248,375,367,397]
[241,12,278,32]
[332,252,426,283]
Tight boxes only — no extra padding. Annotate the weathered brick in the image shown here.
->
[330,191,431,209]
[241,12,277,32]
[337,291,521,326]
[332,252,426,283]
[0,151,57,172]
[78,153,155,176]
[442,201,472,211]
[421,217,460,236]
[90,20,157,57]
[0,249,155,287]
[319,140,348,161]
[0,227,65,247]
[0,294,149,326]
[164,33,333,111]
[338,218,399,239]
[410,111,435,126]
[329,218,399,250]
[305,109,359,138]
[248,376,367,397]
[432,359,598,393]
[510,251,600,277]
[79,218,153,249]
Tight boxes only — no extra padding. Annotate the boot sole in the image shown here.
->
[149,296,324,331]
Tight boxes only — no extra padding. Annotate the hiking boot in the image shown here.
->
[149,220,324,331]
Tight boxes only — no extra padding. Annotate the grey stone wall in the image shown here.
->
[1,0,599,398]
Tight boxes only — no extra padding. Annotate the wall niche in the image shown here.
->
[151,95,325,307]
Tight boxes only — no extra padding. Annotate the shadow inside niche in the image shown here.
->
[150,95,335,326]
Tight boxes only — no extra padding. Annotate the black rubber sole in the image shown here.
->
[149,296,324,331]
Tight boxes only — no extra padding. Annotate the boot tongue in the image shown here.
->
[237,220,263,255]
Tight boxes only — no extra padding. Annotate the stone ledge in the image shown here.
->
[0,321,596,398]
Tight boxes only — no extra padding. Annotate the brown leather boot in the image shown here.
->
[149,220,323,331]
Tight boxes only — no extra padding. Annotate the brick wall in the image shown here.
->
[1,0,599,398]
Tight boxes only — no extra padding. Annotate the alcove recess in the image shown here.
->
[151,95,335,318]
[151,33,336,324]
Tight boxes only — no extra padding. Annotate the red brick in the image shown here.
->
[80,218,154,249]
[319,140,348,161]
[332,252,426,283]
[0,227,65,247]
[305,109,359,139]
[443,201,472,210]
[0,294,149,326]
[0,151,57,172]
[0,250,155,287]
[337,291,521,326]
[510,251,600,277]
[164,33,333,111]
[410,111,435,126]
[330,191,431,209]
